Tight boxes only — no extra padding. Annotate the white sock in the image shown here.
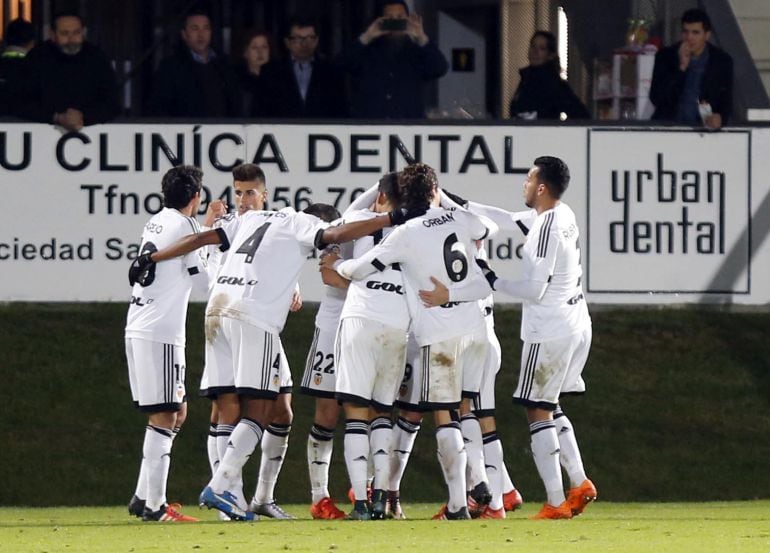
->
[253,423,291,504]
[210,418,263,498]
[553,407,587,487]
[436,422,467,512]
[143,425,173,511]
[501,461,515,494]
[344,419,370,501]
[389,417,420,492]
[307,424,335,504]
[529,420,565,506]
[460,414,487,489]
[482,431,504,510]
[369,417,392,491]
[207,423,219,476]
[215,423,245,508]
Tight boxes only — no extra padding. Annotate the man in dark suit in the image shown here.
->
[261,16,347,118]
[19,12,119,130]
[649,8,733,129]
[150,8,240,117]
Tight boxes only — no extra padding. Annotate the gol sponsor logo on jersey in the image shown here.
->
[365,280,404,295]
[217,275,258,286]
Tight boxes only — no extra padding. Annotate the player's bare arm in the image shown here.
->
[418,276,450,307]
[317,204,424,248]
[319,251,350,290]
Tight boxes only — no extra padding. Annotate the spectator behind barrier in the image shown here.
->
[19,12,119,131]
[260,16,347,118]
[649,8,733,129]
[235,29,273,117]
[508,31,589,121]
[149,7,240,117]
[0,18,35,117]
[342,0,448,119]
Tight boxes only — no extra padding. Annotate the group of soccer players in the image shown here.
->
[124,154,597,522]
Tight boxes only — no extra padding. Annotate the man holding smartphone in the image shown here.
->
[649,8,733,129]
[342,0,448,119]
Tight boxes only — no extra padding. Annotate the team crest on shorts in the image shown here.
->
[176,383,185,402]
[314,373,323,386]
[399,384,407,397]
[273,375,280,387]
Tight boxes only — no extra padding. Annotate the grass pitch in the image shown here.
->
[1,501,768,553]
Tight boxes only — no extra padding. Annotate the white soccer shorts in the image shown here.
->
[420,324,489,410]
[126,337,186,412]
[200,315,289,399]
[300,325,337,398]
[471,318,502,416]
[513,326,592,410]
[334,317,407,411]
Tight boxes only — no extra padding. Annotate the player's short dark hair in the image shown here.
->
[161,165,203,209]
[533,156,570,198]
[304,203,340,223]
[378,172,402,205]
[232,163,266,184]
[5,19,35,46]
[378,0,409,16]
[51,12,83,31]
[398,163,436,210]
[681,8,711,32]
[285,15,318,36]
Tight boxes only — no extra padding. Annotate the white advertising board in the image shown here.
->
[1,123,767,305]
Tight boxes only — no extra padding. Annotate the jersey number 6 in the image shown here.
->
[443,233,469,282]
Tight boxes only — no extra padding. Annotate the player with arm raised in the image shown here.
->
[200,164,299,520]
[322,163,496,520]
[125,165,209,522]
[318,172,411,520]
[419,156,596,520]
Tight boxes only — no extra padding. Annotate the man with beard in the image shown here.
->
[342,0,448,119]
[19,12,119,130]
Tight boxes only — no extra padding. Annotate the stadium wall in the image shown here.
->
[0,122,767,306]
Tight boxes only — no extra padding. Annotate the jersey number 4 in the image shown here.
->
[235,222,272,263]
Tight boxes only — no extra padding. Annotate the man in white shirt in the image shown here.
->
[322,163,495,520]
[419,156,597,520]
[125,165,208,522]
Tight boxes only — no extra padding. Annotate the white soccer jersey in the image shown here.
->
[515,202,591,342]
[337,206,492,347]
[339,209,410,331]
[125,208,208,346]
[206,213,242,283]
[206,207,328,334]
[315,284,347,331]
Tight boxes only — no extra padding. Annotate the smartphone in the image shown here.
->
[380,18,407,32]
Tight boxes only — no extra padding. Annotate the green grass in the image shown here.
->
[1,502,769,553]
[1,304,770,507]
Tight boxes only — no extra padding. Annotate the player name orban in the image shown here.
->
[0,237,145,261]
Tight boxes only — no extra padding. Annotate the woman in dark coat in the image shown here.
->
[236,30,272,117]
[509,31,589,121]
